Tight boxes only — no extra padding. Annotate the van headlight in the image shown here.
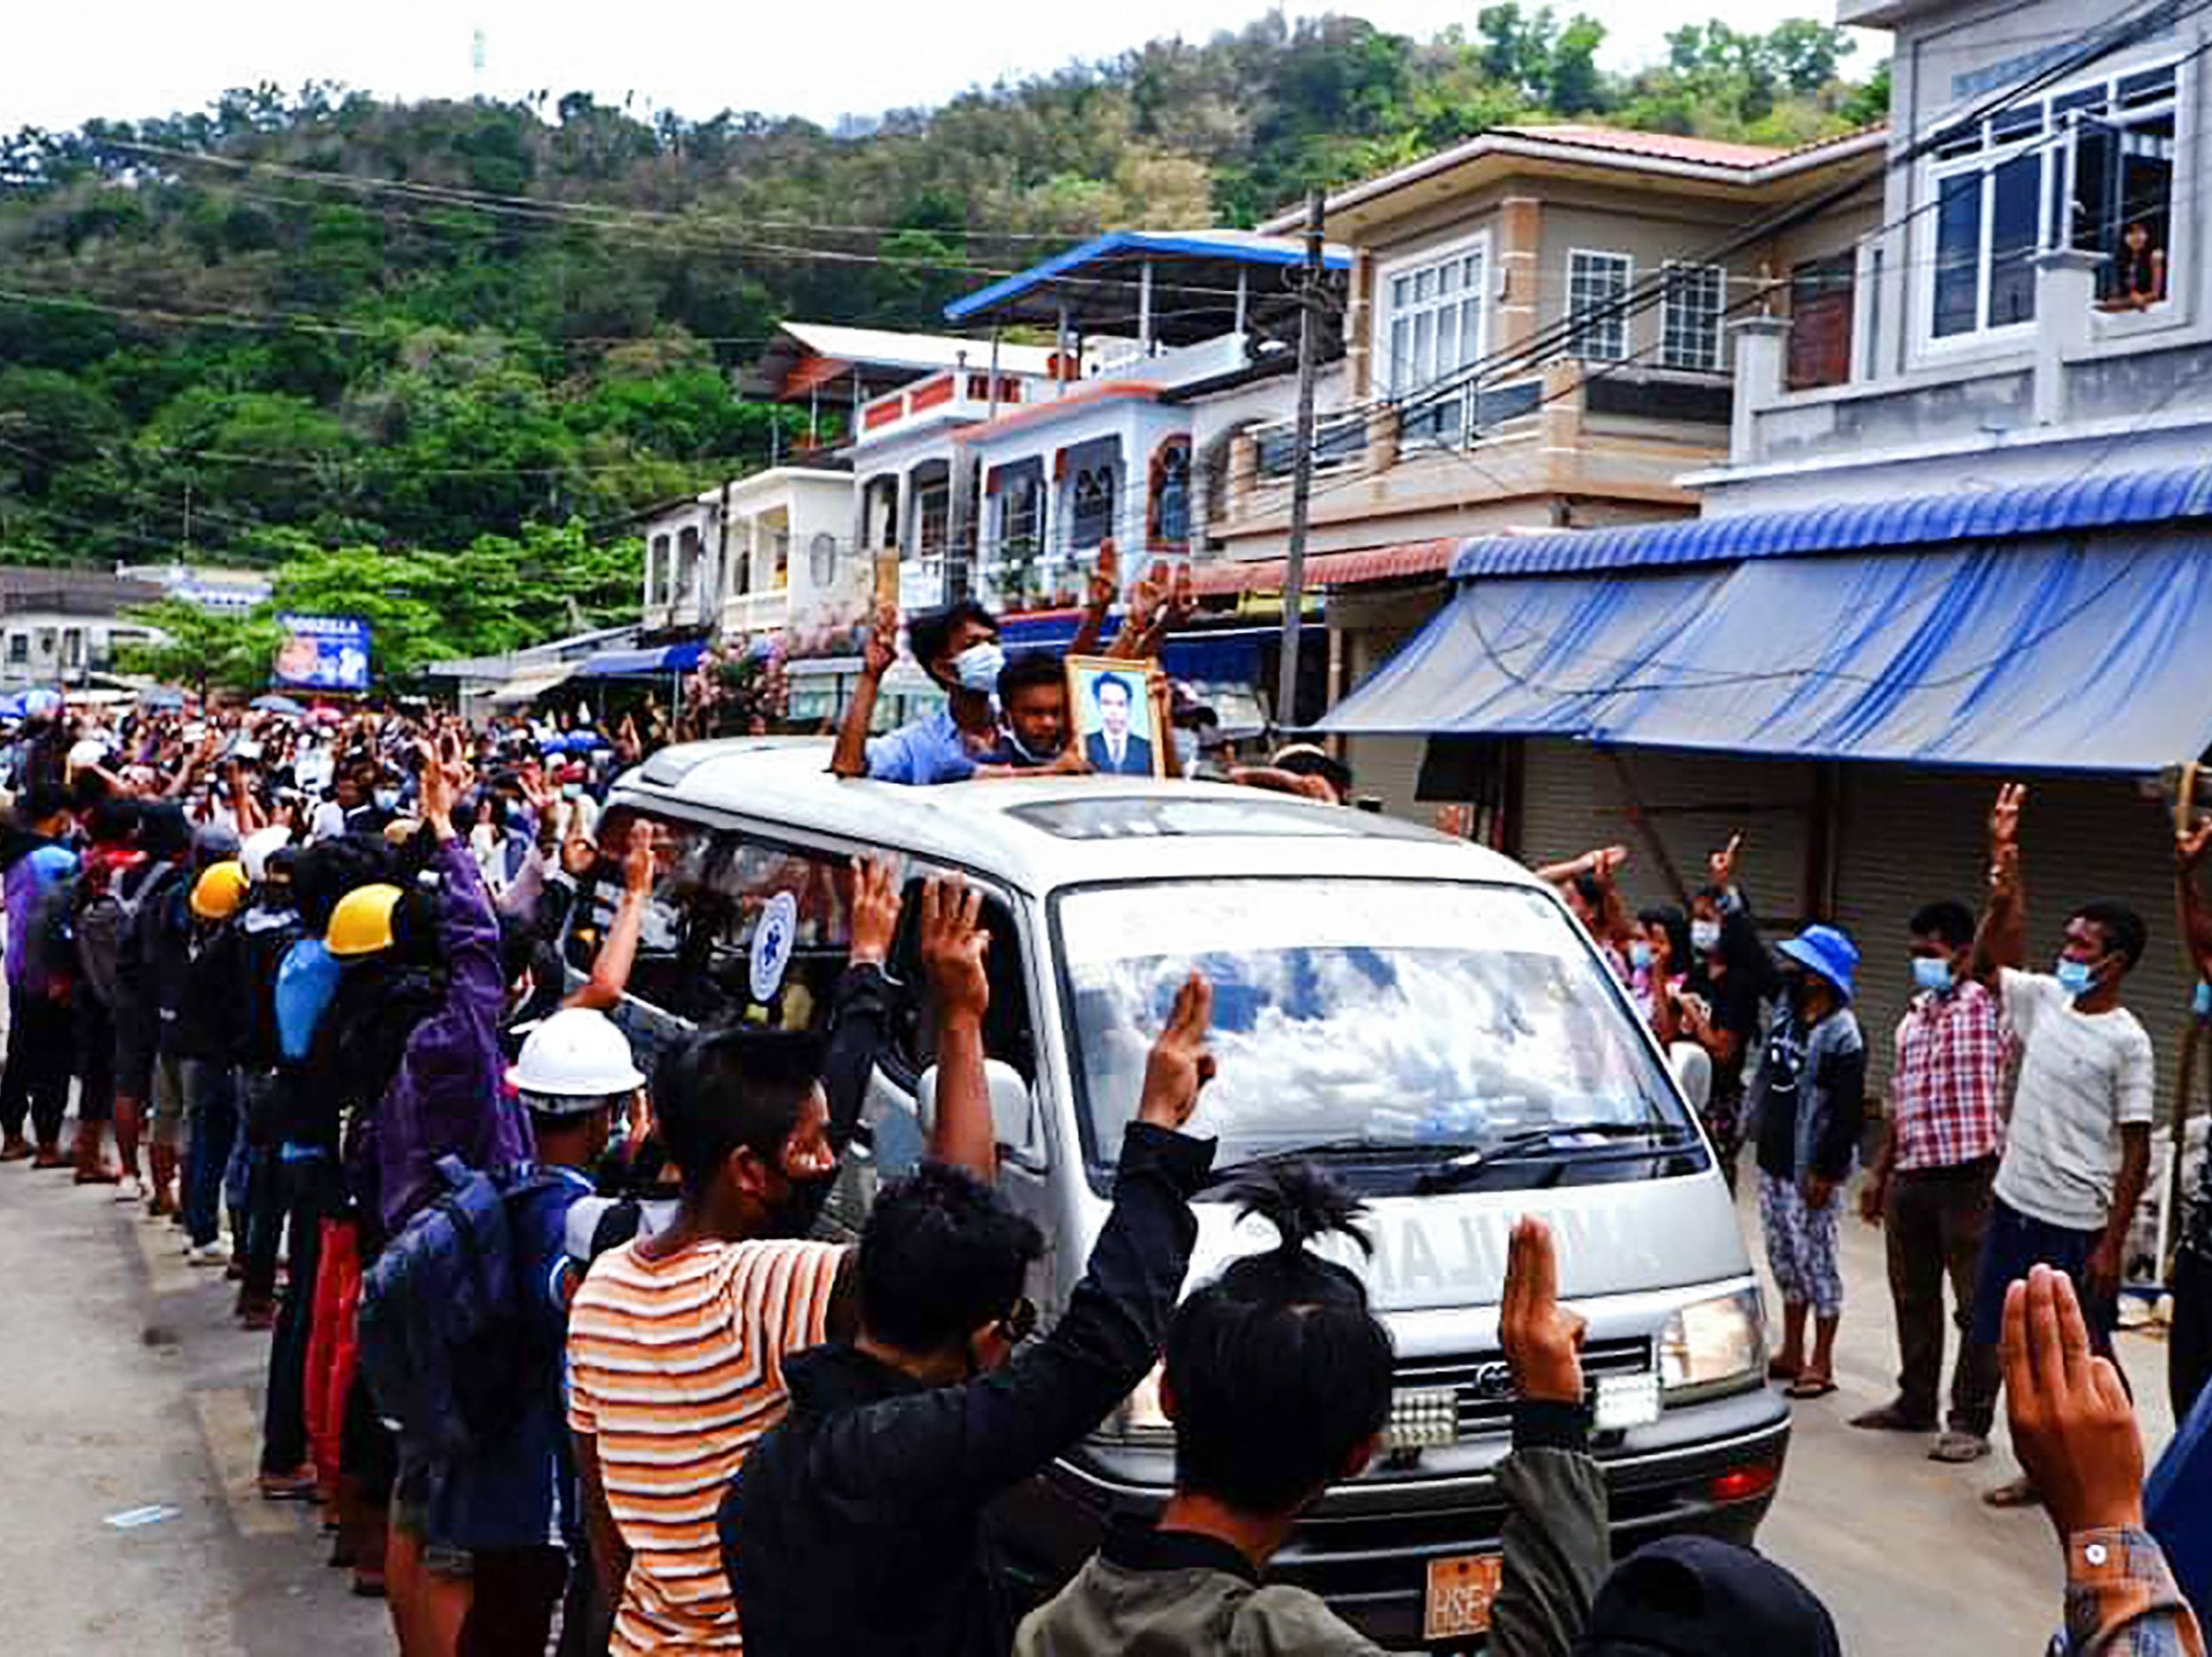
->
[1098,1361,1173,1441]
[1658,1289,1764,1401]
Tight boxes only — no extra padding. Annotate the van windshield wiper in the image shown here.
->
[1414,1121,1697,1195]
[1203,1138,1463,1188]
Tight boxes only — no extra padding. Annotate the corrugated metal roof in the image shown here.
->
[1495,124,1784,169]
[775,322,1059,377]
[1449,467,2212,579]
[945,230,1352,325]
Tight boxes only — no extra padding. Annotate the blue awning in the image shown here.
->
[1315,570,1730,738]
[574,642,706,679]
[947,230,1353,326]
[1324,533,2212,772]
[1451,466,2212,579]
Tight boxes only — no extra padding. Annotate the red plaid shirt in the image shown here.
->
[1890,979,2007,1172]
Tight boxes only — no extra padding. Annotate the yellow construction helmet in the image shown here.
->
[327,882,405,959]
[189,860,249,922]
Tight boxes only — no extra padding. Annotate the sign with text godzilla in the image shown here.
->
[272,614,372,691]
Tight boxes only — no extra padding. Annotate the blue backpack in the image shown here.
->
[359,1155,562,1460]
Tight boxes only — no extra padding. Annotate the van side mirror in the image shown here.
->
[1667,1041,1712,1116]
[917,1059,1038,1159]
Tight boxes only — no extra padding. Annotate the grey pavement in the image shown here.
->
[0,1139,2181,1653]
[0,1154,386,1656]
[1746,1172,2177,1654]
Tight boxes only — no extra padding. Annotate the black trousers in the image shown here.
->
[0,989,75,1147]
[1884,1156,2003,1435]
[2172,1242,2212,1425]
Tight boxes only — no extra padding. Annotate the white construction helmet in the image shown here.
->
[240,825,294,884]
[508,1007,644,1114]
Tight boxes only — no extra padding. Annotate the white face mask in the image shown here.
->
[1689,919,1723,954]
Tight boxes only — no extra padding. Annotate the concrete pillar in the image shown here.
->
[1496,196,1543,357]
[1727,315,1791,467]
[1364,402,1399,477]
[1229,431,1260,517]
[2031,248,2105,426]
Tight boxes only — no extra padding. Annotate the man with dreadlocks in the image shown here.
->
[718,973,1218,1657]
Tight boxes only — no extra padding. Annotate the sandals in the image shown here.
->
[1784,1374,1838,1400]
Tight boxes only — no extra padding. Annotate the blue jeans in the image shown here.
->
[180,1059,239,1249]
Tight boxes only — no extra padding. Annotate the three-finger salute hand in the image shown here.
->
[1138,972,1216,1130]
[1500,1217,1586,1406]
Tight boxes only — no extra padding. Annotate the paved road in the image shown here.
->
[0,1150,2178,1653]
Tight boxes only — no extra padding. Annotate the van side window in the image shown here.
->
[571,811,857,1031]
[881,880,1037,1085]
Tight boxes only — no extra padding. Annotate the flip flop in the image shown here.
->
[1785,1376,1838,1400]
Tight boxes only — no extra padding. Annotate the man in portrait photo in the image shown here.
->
[1083,670,1154,776]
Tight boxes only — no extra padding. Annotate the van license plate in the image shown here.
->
[1424,1552,1503,1642]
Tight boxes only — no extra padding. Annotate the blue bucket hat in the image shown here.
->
[1778,924,1859,1002]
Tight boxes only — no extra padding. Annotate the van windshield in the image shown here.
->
[1055,879,1688,1172]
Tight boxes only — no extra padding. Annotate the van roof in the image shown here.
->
[612,737,1539,896]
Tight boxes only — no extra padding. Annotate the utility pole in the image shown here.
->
[1274,187,1326,735]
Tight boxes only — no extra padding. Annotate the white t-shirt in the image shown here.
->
[1993,967,2154,1231]
[309,800,347,843]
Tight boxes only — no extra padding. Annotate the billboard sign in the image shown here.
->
[272,613,372,692]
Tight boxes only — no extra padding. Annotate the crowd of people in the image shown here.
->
[0,603,2200,1656]
[1552,787,2212,1516]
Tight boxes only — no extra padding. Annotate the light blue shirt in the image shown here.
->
[864,710,979,785]
[275,938,343,1063]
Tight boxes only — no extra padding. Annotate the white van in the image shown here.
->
[575,738,1789,1645]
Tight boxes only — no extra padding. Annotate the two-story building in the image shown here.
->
[1322,0,2212,1107]
[1187,122,1885,802]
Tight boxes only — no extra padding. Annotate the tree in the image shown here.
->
[114,601,286,694]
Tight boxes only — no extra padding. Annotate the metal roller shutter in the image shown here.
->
[1335,601,1443,822]
[1519,743,1817,927]
[1833,768,2192,1124]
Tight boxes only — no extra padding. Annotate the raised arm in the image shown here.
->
[917,873,999,1182]
[818,856,902,1153]
[1067,540,1119,658]
[830,603,898,780]
[564,820,657,1013]
[2177,821,2212,984]
[877,975,1216,1511]
[1494,1218,1609,1657]
[1972,784,2028,984]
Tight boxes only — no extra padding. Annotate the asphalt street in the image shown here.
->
[0,1149,2177,1654]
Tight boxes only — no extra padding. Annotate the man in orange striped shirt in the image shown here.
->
[567,878,1001,1653]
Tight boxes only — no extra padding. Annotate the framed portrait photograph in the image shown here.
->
[1065,655,1166,778]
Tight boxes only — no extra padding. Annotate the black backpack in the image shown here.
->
[358,1155,563,1461]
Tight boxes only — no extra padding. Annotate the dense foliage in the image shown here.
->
[1,8,1877,591]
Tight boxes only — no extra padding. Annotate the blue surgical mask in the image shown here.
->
[1628,939,1654,971]
[2196,981,2212,1020]
[2055,956,2095,1000]
[953,643,1005,696]
[1911,956,1953,994]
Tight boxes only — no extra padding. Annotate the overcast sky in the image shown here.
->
[6,0,1880,135]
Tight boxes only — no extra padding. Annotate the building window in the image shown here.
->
[1070,465,1114,549]
[1659,264,1727,372]
[6,634,25,665]
[676,525,701,605]
[1149,441,1191,545]
[1382,239,1487,446]
[1566,250,1633,360]
[649,533,671,604]
[1926,59,2180,339]
[62,628,83,668]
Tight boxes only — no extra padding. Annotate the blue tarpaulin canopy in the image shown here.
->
[1321,533,2212,772]
[573,642,707,679]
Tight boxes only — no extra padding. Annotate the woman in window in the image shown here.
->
[2113,220,2167,311]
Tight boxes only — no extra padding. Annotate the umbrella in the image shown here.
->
[139,688,185,711]
[250,693,304,716]
[0,693,25,720]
